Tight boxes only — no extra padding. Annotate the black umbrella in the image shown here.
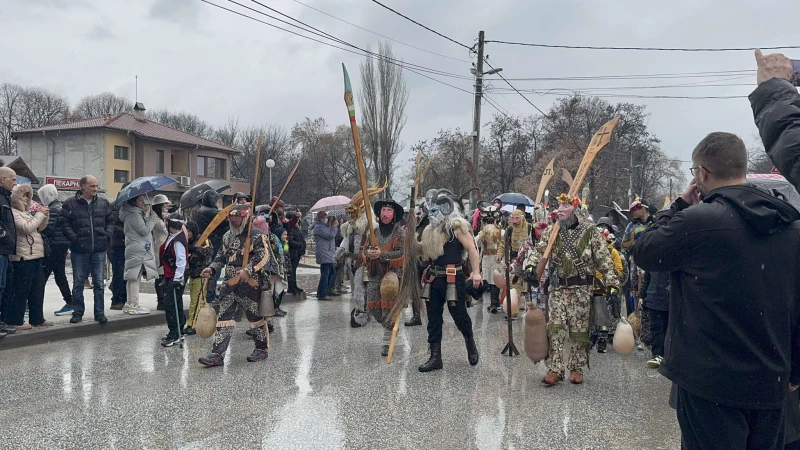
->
[179,180,231,208]
[494,192,535,207]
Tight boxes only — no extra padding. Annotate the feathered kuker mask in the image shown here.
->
[228,205,250,218]
[557,193,581,207]
[346,180,388,219]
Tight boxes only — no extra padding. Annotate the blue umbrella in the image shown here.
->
[494,192,535,207]
[116,176,178,205]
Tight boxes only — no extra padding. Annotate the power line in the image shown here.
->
[239,0,470,79]
[370,0,473,50]
[291,0,471,63]
[483,40,800,52]
[484,60,549,116]
[494,91,747,100]
[491,77,754,94]
[198,0,475,96]
[484,70,756,82]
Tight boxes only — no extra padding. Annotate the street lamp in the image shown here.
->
[265,158,275,201]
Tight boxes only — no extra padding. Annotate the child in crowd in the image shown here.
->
[160,215,188,347]
[183,220,213,336]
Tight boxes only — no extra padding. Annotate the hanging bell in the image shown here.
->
[446,283,457,306]
[420,283,431,302]
[363,266,371,283]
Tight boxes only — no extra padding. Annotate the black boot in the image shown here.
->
[466,336,479,366]
[487,285,501,313]
[405,304,422,327]
[418,343,443,372]
[597,338,607,353]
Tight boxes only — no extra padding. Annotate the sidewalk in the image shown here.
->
[1,276,174,351]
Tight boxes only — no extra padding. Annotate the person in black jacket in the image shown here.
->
[196,190,227,304]
[108,201,127,310]
[285,211,305,295]
[633,132,800,450]
[0,167,17,338]
[60,175,114,324]
[37,184,74,315]
[638,270,669,369]
[750,49,800,192]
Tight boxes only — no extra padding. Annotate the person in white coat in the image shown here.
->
[119,195,158,315]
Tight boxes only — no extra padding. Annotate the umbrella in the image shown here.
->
[116,176,177,205]
[179,180,231,209]
[500,204,533,214]
[494,192,534,207]
[310,195,351,212]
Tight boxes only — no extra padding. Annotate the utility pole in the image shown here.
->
[628,151,633,205]
[669,178,673,200]
[470,30,485,212]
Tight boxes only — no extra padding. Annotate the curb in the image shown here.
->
[0,311,181,351]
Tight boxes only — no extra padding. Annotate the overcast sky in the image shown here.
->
[2,0,798,181]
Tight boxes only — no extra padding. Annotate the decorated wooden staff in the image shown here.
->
[536,116,621,280]
[342,64,378,249]
[227,131,264,288]
[535,157,556,205]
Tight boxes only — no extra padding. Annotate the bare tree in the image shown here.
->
[481,114,539,196]
[0,83,70,155]
[421,128,472,198]
[73,92,130,119]
[359,41,408,199]
[149,108,215,139]
[0,83,25,155]
[747,136,775,174]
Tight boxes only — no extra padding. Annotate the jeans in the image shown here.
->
[0,254,8,317]
[109,249,126,305]
[4,259,46,326]
[43,244,72,305]
[163,278,186,336]
[71,251,107,318]
[317,263,334,298]
[648,308,669,358]
[288,253,300,292]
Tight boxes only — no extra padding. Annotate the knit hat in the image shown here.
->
[273,226,287,240]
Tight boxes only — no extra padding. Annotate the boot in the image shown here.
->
[487,285,501,314]
[569,370,584,384]
[597,338,607,353]
[418,343,443,373]
[542,371,563,385]
[465,336,479,366]
[405,304,422,327]
[381,345,390,357]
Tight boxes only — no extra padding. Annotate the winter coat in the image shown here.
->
[196,190,227,251]
[60,191,113,254]
[0,186,17,256]
[37,184,69,248]
[640,270,669,312]
[109,204,126,251]
[313,219,338,265]
[152,213,168,275]
[750,77,800,193]
[632,185,800,409]
[119,203,159,282]
[287,220,305,259]
[10,184,47,262]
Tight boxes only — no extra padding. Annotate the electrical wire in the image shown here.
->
[484,60,550,116]
[369,0,472,50]
[483,40,800,52]
[484,70,756,82]
[198,0,477,99]
[291,0,471,63]
[490,76,754,94]
[239,0,471,79]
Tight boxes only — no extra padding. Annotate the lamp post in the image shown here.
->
[265,159,275,201]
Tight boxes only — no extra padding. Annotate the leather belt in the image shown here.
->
[429,265,462,277]
[560,275,592,287]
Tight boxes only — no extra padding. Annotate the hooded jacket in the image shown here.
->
[37,184,69,248]
[750,77,800,193]
[119,203,159,282]
[313,219,338,265]
[196,190,227,252]
[60,190,113,254]
[632,184,800,409]
[286,215,305,259]
[10,184,47,261]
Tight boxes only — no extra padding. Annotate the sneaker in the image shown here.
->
[0,322,17,334]
[182,326,196,336]
[199,353,225,367]
[274,309,287,317]
[123,304,151,315]
[316,296,331,301]
[95,315,108,324]
[647,356,663,368]
[162,334,185,342]
[246,349,268,362]
[69,315,82,324]
[161,335,181,347]
[54,305,74,316]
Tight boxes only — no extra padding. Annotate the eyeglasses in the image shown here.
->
[689,166,712,176]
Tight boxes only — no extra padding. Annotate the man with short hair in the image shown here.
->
[0,167,17,338]
[60,175,114,324]
[633,132,800,450]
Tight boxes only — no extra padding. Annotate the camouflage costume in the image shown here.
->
[529,221,618,376]
[208,227,268,356]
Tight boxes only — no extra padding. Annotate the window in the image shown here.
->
[197,156,227,179]
[114,170,129,183]
[156,150,164,174]
[113,145,129,160]
[170,149,189,176]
